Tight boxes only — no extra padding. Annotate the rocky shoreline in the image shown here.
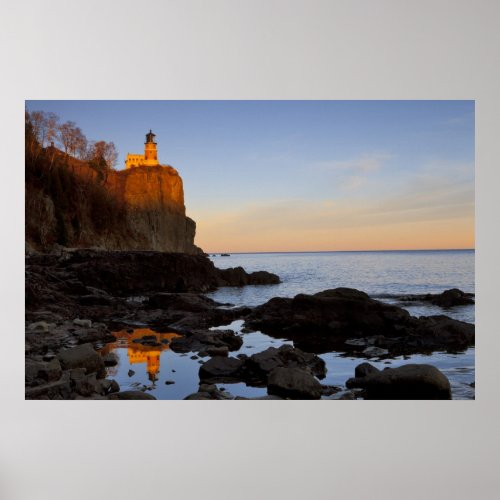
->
[25,249,474,400]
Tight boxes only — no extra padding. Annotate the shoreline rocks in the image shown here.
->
[346,363,452,400]
[245,288,474,356]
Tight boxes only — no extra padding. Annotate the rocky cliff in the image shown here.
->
[106,165,198,253]
[26,149,201,254]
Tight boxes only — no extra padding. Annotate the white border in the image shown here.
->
[1,1,499,499]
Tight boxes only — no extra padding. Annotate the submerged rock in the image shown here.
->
[346,363,452,400]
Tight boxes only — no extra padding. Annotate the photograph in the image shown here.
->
[25,100,475,400]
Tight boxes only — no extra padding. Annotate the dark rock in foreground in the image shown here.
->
[245,288,474,355]
[198,344,326,388]
[346,363,452,400]
[267,367,323,399]
[57,343,106,378]
[107,391,157,400]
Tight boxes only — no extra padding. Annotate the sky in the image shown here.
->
[26,100,475,253]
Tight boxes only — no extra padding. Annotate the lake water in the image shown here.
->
[104,250,475,400]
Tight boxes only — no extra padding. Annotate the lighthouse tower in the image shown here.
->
[143,129,159,166]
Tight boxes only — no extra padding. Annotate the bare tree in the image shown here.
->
[57,121,77,155]
[89,141,117,169]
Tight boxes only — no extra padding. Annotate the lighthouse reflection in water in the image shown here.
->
[101,328,182,385]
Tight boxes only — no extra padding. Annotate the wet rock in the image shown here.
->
[97,379,120,395]
[355,362,380,378]
[199,356,244,382]
[107,391,157,400]
[128,369,135,377]
[206,346,229,357]
[363,346,389,358]
[247,344,326,383]
[217,267,280,286]
[346,363,452,400]
[245,288,474,355]
[267,367,322,400]
[169,328,243,354]
[57,343,105,378]
[102,352,118,367]
[321,385,342,396]
[400,288,474,307]
[164,380,175,385]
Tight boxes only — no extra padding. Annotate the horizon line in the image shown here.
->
[206,248,475,255]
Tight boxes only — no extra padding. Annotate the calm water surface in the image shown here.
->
[104,251,475,400]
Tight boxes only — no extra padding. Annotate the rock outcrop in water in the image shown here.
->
[245,288,475,355]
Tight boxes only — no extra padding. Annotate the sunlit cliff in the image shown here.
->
[26,146,201,254]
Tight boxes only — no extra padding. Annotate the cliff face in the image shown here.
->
[26,150,201,254]
[107,165,198,253]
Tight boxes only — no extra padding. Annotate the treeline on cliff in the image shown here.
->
[25,110,129,249]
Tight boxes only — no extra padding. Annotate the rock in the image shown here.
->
[28,321,50,332]
[345,338,368,347]
[247,344,326,382]
[25,374,72,399]
[217,266,280,286]
[147,293,220,311]
[78,294,112,306]
[102,352,118,367]
[46,358,62,382]
[73,318,92,328]
[107,391,157,400]
[346,363,452,400]
[164,380,175,385]
[400,289,474,307]
[184,392,212,400]
[96,379,120,395]
[245,288,475,355]
[321,385,342,396]
[25,358,62,385]
[363,346,389,357]
[354,362,380,378]
[206,346,229,357]
[199,356,244,381]
[267,367,322,400]
[73,373,98,397]
[25,359,49,385]
[57,343,105,377]
[128,369,135,377]
[169,328,243,354]
[429,289,474,307]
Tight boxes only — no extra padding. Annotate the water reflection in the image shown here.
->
[101,328,181,383]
